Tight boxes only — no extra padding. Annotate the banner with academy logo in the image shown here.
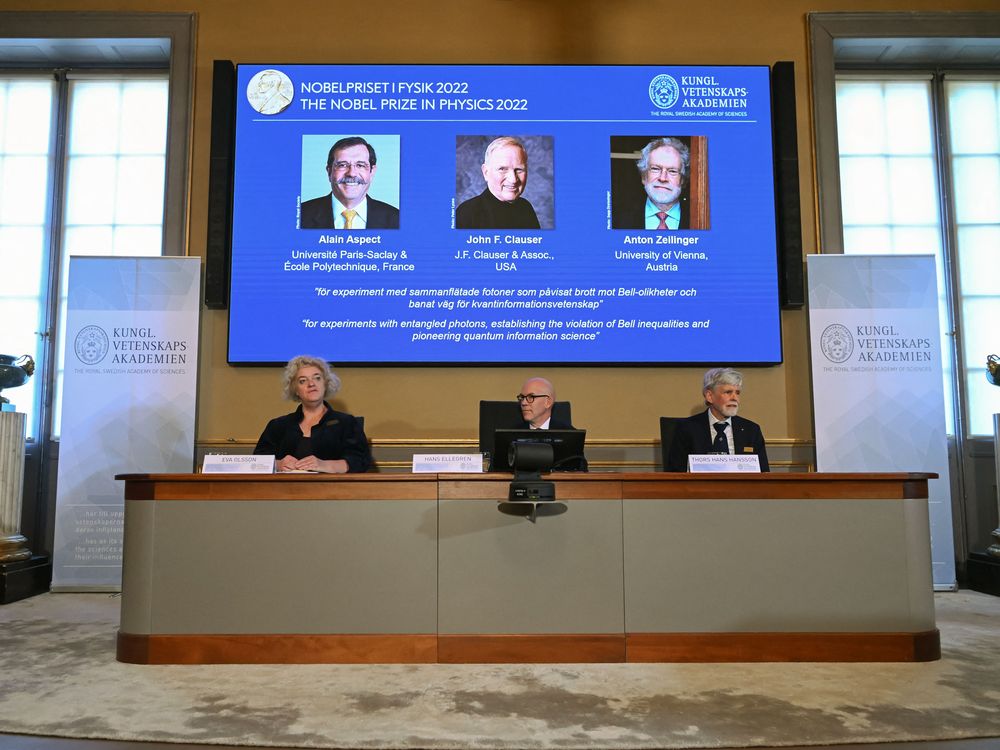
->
[52,257,200,590]
[807,254,955,589]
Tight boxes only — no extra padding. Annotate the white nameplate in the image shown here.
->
[412,453,483,473]
[687,454,761,472]
[202,454,275,473]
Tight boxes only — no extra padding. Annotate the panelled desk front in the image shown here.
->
[116,472,939,664]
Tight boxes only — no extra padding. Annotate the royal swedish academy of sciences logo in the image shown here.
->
[649,74,680,110]
[74,325,110,365]
[820,324,854,364]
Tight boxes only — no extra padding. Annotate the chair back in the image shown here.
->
[659,416,682,471]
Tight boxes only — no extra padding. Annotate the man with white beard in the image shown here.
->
[665,367,769,471]
[613,136,691,230]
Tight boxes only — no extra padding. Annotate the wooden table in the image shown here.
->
[116,472,939,664]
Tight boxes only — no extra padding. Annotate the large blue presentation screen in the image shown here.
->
[228,64,782,365]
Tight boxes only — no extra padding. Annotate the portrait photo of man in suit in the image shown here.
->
[665,367,769,472]
[610,135,710,230]
[300,136,400,229]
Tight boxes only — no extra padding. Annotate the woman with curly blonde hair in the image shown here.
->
[253,355,371,473]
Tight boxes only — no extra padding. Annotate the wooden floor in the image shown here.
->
[1,735,999,750]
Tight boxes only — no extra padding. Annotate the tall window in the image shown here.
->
[54,77,169,432]
[836,73,1000,437]
[947,79,1000,437]
[0,73,169,439]
[0,77,54,437]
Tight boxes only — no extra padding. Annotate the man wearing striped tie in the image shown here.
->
[638,136,690,231]
[611,136,691,231]
[665,367,769,472]
[300,136,400,229]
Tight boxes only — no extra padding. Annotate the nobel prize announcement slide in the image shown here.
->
[229,64,781,365]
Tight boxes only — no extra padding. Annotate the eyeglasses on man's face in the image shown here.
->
[516,393,551,404]
[646,165,682,180]
[331,160,371,172]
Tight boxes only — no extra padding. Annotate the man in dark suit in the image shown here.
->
[665,367,769,472]
[611,136,690,230]
[300,136,399,229]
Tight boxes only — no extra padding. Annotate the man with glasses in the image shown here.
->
[612,136,690,230]
[517,377,565,430]
[515,376,587,470]
[300,136,400,229]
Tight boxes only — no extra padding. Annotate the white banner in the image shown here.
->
[807,254,955,589]
[52,257,200,590]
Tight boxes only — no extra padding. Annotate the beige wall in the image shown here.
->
[13,0,998,449]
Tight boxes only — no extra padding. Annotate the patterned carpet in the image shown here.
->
[0,591,999,749]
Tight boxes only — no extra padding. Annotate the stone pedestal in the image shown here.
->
[0,411,31,564]
[0,410,50,603]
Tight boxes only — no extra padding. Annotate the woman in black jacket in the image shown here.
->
[254,355,372,473]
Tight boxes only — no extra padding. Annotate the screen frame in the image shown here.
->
[226,63,786,368]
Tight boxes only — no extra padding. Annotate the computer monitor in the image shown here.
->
[490,429,587,473]
[478,400,573,455]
